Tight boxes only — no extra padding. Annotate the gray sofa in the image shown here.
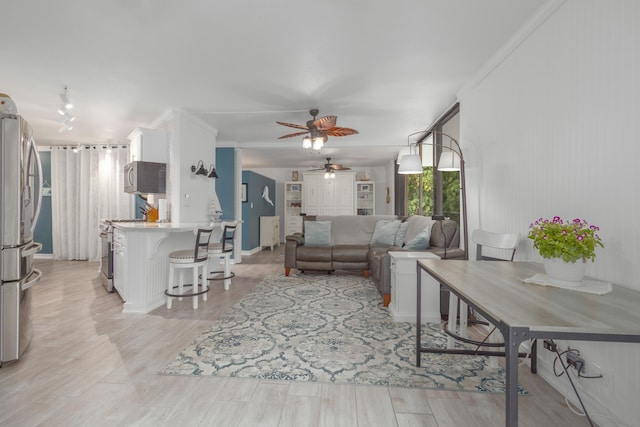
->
[284,215,464,306]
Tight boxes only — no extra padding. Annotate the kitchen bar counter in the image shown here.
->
[112,221,210,231]
[112,222,218,313]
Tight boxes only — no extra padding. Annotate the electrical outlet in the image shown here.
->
[543,339,556,352]
[565,350,585,373]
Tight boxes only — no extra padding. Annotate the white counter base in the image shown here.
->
[389,251,441,323]
[113,223,212,314]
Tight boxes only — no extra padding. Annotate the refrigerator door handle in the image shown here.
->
[27,136,44,233]
[21,242,42,257]
[21,268,42,291]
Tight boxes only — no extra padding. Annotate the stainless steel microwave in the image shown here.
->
[123,161,166,194]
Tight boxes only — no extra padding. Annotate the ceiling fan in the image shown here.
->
[311,158,351,177]
[276,109,359,150]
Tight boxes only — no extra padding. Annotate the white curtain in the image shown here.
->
[51,145,132,261]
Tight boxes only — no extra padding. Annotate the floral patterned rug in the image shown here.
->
[159,274,527,394]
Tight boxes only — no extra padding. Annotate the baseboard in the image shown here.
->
[241,247,262,256]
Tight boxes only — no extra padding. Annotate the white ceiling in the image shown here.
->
[2,0,545,170]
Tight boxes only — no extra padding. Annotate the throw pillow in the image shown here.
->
[370,219,402,246]
[305,221,332,247]
[403,225,432,250]
[403,215,436,247]
[394,221,410,246]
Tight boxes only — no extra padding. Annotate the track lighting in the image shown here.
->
[207,165,218,178]
[58,110,75,122]
[58,121,73,133]
[60,86,73,110]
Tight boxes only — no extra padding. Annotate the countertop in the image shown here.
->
[112,222,216,232]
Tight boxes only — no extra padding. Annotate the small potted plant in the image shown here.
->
[528,216,604,283]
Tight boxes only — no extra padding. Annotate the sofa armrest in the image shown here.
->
[286,233,304,245]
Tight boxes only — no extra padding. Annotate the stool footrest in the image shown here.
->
[207,271,235,281]
[165,283,210,298]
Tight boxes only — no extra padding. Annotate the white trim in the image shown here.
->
[457,0,567,98]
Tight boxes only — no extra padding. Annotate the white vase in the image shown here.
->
[543,258,586,285]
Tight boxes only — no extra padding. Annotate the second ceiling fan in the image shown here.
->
[310,157,351,178]
[276,109,359,150]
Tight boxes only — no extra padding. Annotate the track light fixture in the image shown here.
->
[58,121,73,133]
[60,86,73,110]
[207,165,218,178]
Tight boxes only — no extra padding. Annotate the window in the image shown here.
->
[398,104,460,223]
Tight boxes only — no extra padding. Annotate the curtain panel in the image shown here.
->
[51,146,132,261]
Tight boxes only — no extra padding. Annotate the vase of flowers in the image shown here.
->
[528,216,604,284]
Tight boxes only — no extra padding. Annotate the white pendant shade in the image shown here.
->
[396,147,410,164]
[398,153,423,174]
[437,151,460,171]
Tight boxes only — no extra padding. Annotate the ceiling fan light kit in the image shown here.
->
[276,109,358,151]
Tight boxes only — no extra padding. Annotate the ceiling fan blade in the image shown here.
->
[278,131,310,139]
[327,127,359,137]
[329,164,351,171]
[276,121,310,130]
[312,116,337,131]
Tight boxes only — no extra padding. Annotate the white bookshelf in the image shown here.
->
[284,181,304,236]
[356,181,375,215]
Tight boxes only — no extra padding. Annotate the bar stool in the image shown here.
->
[166,228,213,309]
[207,221,237,291]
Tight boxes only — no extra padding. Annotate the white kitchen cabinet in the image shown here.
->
[302,173,322,215]
[389,251,441,323]
[356,181,375,215]
[260,216,280,250]
[128,127,169,163]
[302,172,355,215]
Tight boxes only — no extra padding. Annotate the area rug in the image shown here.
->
[160,274,527,394]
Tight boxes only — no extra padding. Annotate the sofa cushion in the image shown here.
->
[404,226,432,250]
[316,215,397,245]
[394,221,410,246]
[333,245,369,262]
[403,215,436,246]
[305,221,332,246]
[430,219,460,248]
[370,219,402,246]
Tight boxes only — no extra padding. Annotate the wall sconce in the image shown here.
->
[191,160,207,176]
[207,165,218,178]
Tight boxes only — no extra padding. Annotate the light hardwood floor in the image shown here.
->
[0,248,590,426]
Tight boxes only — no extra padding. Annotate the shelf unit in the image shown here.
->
[284,181,304,236]
[356,181,375,215]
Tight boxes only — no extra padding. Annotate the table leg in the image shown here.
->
[504,326,527,427]
[416,262,422,367]
[447,292,458,348]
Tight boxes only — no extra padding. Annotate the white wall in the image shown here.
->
[155,110,218,223]
[458,1,639,425]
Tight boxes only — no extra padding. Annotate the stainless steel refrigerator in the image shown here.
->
[0,112,43,366]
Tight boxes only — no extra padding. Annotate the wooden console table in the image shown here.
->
[416,259,640,427]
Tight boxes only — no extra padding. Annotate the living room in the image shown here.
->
[2,1,639,426]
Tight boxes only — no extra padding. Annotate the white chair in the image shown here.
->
[166,228,213,309]
[446,229,520,357]
[207,221,237,291]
